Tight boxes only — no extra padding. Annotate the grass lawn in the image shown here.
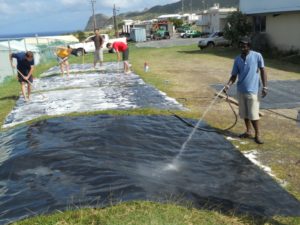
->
[1,44,300,225]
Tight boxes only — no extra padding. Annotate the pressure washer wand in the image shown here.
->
[179,87,226,152]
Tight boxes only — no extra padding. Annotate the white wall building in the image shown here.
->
[157,14,182,20]
[240,0,300,51]
[196,4,237,33]
[181,13,200,23]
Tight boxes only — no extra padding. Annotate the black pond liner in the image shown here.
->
[0,115,300,224]
[212,80,300,109]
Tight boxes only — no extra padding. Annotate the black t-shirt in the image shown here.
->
[12,52,34,76]
[92,35,103,50]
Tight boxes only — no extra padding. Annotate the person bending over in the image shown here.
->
[106,41,130,74]
[10,51,35,101]
[56,45,72,77]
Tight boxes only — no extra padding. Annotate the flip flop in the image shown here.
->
[254,137,264,144]
[239,133,253,138]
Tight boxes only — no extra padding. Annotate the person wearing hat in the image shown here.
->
[224,37,267,144]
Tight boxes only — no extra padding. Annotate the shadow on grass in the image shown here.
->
[0,95,19,101]
[177,47,300,74]
[187,192,291,225]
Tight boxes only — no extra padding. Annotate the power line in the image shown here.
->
[113,4,119,37]
[90,0,97,31]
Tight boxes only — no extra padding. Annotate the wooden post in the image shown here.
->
[8,39,15,76]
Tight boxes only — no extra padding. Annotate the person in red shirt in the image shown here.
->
[107,41,130,74]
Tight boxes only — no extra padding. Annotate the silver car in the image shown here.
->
[198,32,231,49]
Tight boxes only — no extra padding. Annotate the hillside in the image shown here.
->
[85,0,239,30]
[123,0,238,17]
[85,13,112,31]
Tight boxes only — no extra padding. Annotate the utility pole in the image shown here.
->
[181,0,184,14]
[113,4,119,37]
[90,0,97,31]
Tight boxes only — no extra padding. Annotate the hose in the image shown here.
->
[169,92,238,135]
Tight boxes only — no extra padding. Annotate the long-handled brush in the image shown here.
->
[16,68,47,100]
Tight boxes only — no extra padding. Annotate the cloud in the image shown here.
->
[61,0,85,6]
[0,0,49,15]
[0,0,179,35]
[0,1,14,14]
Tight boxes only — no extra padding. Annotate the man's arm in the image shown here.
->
[224,58,238,92]
[24,65,34,80]
[224,75,237,92]
[260,67,267,98]
[116,51,121,61]
[9,53,16,68]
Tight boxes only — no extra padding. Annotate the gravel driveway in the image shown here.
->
[136,36,200,48]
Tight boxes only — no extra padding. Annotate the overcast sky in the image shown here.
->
[0,0,178,35]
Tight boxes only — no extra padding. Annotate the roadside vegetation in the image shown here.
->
[1,44,300,225]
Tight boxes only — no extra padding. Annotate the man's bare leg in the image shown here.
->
[65,61,70,77]
[21,82,28,101]
[124,61,129,73]
[251,120,263,144]
[60,64,64,76]
[244,118,252,135]
[27,82,31,101]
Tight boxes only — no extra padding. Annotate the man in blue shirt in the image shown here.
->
[10,51,35,101]
[224,38,267,144]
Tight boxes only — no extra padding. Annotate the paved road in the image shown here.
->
[135,36,201,48]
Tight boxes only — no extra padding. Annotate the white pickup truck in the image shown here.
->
[70,34,127,56]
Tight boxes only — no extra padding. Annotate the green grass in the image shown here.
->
[10,201,253,225]
[12,201,300,225]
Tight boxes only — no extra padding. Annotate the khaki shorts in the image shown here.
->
[94,48,103,62]
[237,92,260,120]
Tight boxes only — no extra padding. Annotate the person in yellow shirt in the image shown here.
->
[56,45,72,77]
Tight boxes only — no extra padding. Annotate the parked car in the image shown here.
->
[152,29,170,40]
[180,30,202,38]
[177,26,190,33]
[198,32,231,49]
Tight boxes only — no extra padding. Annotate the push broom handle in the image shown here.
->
[16,68,47,99]
[16,68,33,86]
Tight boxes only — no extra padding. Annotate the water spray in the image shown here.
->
[165,87,226,171]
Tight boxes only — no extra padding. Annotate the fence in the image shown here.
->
[0,36,77,83]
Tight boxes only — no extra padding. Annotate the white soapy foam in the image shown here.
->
[243,150,287,186]
[3,64,185,128]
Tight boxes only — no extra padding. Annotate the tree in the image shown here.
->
[76,30,86,42]
[168,18,183,29]
[224,11,252,46]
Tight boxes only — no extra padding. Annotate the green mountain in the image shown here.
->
[85,14,112,31]
[85,0,239,30]
[123,0,239,17]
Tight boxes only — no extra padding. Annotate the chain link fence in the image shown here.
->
[0,36,77,83]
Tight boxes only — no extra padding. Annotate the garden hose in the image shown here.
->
[169,91,238,135]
